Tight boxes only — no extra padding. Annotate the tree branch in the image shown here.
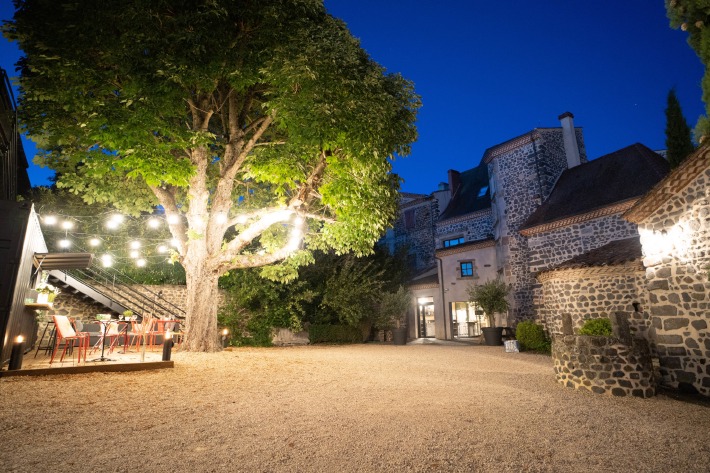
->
[149,185,187,256]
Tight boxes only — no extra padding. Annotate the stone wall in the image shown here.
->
[537,264,648,336]
[527,214,639,274]
[637,166,710,396]
[393,198,438,271]
[552,335,655,398]
[436,211,493,246]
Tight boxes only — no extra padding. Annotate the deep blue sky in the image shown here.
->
[1,1,705,194]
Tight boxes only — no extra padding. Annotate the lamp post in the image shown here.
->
[221,328,230,348]
[162,330,173,361]
[9,335,25,370]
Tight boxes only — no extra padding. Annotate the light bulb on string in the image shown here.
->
[58,239,71,249]
[43,215,58,225]
[170,238,180,248]
[89,238,101,247]
[105,220,119,230]
[136,259,146,267]
[61,220,74,230]
[147,218,160,229]
[130,250,140,259]
[157,245,168,253]
[167,214,179,225]
[130,240,141,250]
[101,254,113,267]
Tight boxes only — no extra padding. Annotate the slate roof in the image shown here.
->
[439,164,491,221]
[547,237,642,271]
[521,143,669,230]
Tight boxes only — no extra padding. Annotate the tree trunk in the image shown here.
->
[183,264,221,352]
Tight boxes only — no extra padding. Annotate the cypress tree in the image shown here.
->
[665,88,695,168]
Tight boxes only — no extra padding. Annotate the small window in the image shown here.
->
[443,237,464,248]
[404,209,415,230]
[477,186,489,198]
[460,261,473,277]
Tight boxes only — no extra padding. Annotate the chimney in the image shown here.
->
[558,112,581,168]
[447,170,461,195]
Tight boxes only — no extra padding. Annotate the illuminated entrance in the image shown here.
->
[450,301,486,337]
[417,297,435,338]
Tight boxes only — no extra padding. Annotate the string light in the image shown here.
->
[147,218,160,228]
[89,238,101,247]
[101,254,113,267]
[61,220,74,230]
[170,238,180,247]
[43,215,58,225]
[129,250,140,259]
[157,245,168,253]
[166,214,179,224]
[58,239,71,249]
[136,259,147,267]
[130,240,141,249]
[105,220,119,230]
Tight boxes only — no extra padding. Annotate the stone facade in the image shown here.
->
[626,153,710,396]
[486,127,585,320]
[390,194,438,271]
[552,335,655,398]
[435,210,493,246]
[538,264,648,336]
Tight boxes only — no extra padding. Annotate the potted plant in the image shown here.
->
[122,310,134,321]
[467,278,510,346]
[376,286,411,345]
[35,283,60,304]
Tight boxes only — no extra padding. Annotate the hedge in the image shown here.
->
[309,324,362,344]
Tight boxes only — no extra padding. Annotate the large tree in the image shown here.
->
[666,0,710,141]
[5,0,420,351]
[665,88,695,167]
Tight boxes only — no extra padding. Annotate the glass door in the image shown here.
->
[417,297,435,338]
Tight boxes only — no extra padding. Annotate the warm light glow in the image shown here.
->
[166,214,180,224]
[61,220,74,230]
[222,328,229,336]
[157,245,168,253]
[89,238,101,247]
[15,335,24,343]
[101,254,113,267]
[216,213,228,224]
[147,218,160,228]
[105,219,119,230]
[287,228,302,251]
[170,238,180,248]
[43,215,58,225]
[236,215,247,224]
[294,216,304,228]
[130,250,140,259]
[111,214,125,224]
[130,240,141,249]
[165,330,173,340]
[58,239,71,249]
[136,258,146,267]
[639,228,669,256]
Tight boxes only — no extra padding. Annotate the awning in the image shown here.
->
[33,252,94,270]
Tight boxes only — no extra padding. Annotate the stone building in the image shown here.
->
[394,113,670,344]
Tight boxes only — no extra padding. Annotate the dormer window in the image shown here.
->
[443,237,464,248]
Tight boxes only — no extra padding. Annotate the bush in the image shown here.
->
[578,318,613,336]
[515,321,551,353]
[309,324,362,344]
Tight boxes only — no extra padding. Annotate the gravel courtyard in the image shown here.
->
[1,344,709,472]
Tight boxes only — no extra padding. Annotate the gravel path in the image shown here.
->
[1,344,709,472]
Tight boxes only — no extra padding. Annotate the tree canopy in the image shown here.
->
[4,0,420,350]
[665,88,695,168]
[667,0,710,141]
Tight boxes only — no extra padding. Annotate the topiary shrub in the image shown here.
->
[578,318,613,336]
[515,321,551,354]
[309,324,362,344]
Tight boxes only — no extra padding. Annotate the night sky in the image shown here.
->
[1,1,705,194]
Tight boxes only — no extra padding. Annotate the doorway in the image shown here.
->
[417,297,435,338]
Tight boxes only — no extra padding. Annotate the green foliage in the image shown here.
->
[373,286,411,330]
[667,1,710,142]
[466,279,510,327]
[308,324,362,344]
[515,321,551,354]
[665,88,696,168]
[578,318,613,337]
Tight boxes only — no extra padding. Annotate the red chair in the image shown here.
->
[51,315,89,364]
[128,318,156,351]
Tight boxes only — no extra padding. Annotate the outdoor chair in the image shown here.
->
[50,315,89,364]
[128,318,157,351]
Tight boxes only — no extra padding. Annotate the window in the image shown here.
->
[460,261,473,277]
[477,185,489,198]
[404,209,415,230]
[443,237,464,248]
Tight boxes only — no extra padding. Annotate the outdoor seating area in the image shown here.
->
[25,315,183,370]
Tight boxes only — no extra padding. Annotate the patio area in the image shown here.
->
[1,344,709,472]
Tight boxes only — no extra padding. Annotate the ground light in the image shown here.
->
[9,335,24,370]
[162,331,173,361]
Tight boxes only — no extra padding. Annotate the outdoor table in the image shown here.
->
[89,319,120,362]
